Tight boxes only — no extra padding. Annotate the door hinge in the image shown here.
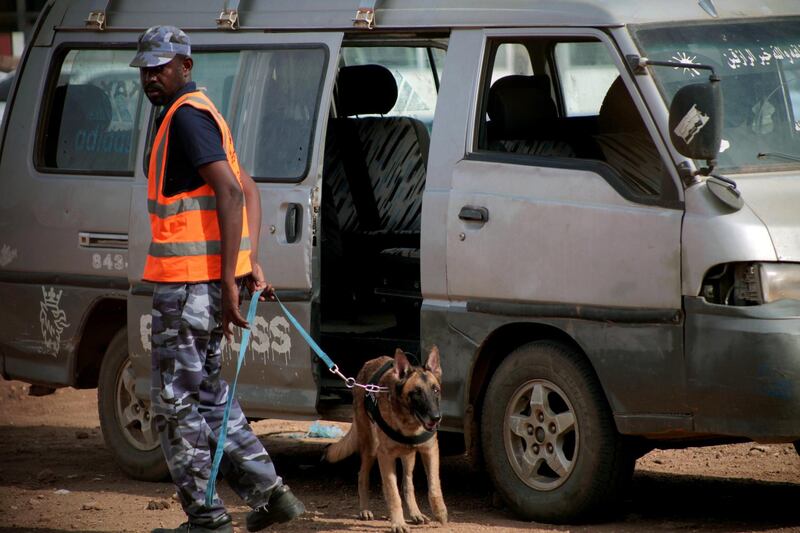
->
[217,0,240,30]
[85,0,110,30]
[354,0,377,29]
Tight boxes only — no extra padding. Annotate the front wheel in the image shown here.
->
[481,341,633,523]
[98,328,168,481]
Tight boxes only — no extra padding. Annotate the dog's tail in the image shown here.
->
[322,422,358,463]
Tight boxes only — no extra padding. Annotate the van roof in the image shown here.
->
[59,0,800,32]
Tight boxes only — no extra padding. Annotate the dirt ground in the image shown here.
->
[0,378,798,533]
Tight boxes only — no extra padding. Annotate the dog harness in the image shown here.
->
[365,360,436,446]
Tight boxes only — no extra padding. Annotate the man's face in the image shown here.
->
[139,56,192,106]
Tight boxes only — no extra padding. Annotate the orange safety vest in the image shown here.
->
[143,90,251,283]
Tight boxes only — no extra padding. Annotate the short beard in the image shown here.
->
[145,93,168,106]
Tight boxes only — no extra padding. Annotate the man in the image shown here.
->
[130,26,305,533]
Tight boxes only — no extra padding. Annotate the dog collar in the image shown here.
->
[365,360,436,446]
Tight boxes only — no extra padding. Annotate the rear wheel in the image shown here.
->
[481,341,633,523]
[98,328,168,481]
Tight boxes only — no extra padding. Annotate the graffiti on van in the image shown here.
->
[225,315,293,366]
[138,313,293,366]
[0,244,18,267]
[39,286,69,357]
[139,314,152,354]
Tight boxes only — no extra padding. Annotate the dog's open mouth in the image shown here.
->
[416,413,440,432]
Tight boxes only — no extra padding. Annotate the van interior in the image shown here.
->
[316,35,667,412]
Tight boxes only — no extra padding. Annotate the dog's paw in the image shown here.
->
[408,512,430,525]
[390,522,410,533]
[434,508,448,525]
[358,509,374,520]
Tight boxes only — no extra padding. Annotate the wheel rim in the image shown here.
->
[114,358,160,452]
[503,379,578,491]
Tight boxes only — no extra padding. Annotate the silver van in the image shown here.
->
[1,0,799,522]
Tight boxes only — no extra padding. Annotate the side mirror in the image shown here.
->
[668,80,723,163]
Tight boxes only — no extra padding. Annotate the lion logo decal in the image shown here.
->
[40,286,70,357]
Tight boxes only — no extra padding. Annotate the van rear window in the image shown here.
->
[40,49,144,175]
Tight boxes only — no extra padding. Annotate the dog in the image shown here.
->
[324,346,447,533]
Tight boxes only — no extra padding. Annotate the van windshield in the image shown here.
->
[635,18,800,173]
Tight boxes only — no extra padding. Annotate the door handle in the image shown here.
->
[285,203,302,244]
[78,232,129,249]
[458,206,489,223]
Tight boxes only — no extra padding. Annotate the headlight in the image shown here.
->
[756,263,800,303]
[702,262,800,306]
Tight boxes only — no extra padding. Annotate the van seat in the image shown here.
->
[51,84,113,169]
[326,64,428,241]
[323,64,429,307]
[486,75,575,158]
[595,77,664,195]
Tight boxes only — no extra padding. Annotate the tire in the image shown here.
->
[481,341,633,523]
[98,328,168,481]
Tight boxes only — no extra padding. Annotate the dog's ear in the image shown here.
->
[393,348,411,379]
[424,345,442,380]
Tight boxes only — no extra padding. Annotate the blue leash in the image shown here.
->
[273,294,386,393]
[205,289,262,507]
[204,290,385,506]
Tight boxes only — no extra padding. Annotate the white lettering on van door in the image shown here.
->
[221,314,292,366]
[141,308,292,365]
[269,316,292,365]
[674,104,710,145]
[39,286,69,357]
[250,316,271,359]
[0,245,18,267]
[140,314,152,352]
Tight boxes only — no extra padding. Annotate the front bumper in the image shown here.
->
[685,296,800,442]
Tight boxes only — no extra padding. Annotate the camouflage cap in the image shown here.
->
[130,25,191,68]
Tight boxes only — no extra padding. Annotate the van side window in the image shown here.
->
[40,49,144,175]
[170,48,326,182]
[476,38,670,198]
[553,42,617,117]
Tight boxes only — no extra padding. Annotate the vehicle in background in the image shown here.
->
[0,72,15,121]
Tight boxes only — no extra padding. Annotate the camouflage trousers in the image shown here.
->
[150,281,281,522]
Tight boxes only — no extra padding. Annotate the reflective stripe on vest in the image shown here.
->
[147,195,217,218]
[149,237,251,258]
[143,90,251,283]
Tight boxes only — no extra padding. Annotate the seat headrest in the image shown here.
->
[61,84,112,130]
[598,77,646,134]
[337,64,398,117]
[487,75,556,139]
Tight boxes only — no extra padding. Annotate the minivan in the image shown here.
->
[1,0,799,522]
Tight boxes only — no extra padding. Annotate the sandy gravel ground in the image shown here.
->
[0,378,798,533]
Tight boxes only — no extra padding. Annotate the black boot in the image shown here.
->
[246,485,305,531]
[152,512,233,533]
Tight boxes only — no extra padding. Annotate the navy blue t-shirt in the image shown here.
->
[156,82,227,197]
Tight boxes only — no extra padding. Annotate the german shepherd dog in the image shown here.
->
[324,347,447,532]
